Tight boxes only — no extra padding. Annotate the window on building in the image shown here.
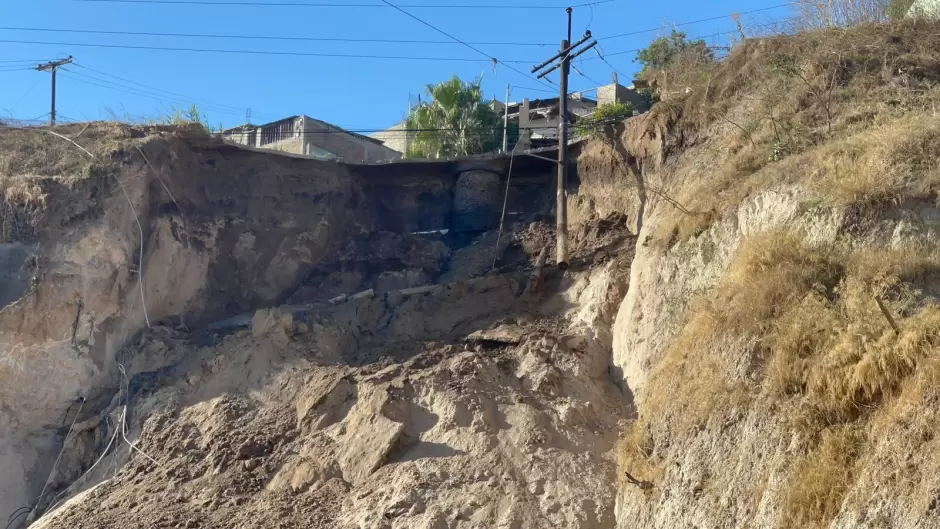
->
[260,119,297,146]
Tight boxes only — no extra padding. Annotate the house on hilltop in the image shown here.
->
[222,115,402,163]
[371,79,648,155]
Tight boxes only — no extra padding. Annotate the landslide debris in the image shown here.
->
[0,120,636,529]
[32,215,635,529]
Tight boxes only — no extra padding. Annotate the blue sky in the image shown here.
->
[0,0,791,131]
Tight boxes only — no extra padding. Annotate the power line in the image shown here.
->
[376,0,553,88]
[76,0,614,8]
[593,48,628,82]
[59,69,237,116]
[0,38,535,63]
[510,84,557,94]
[59,69,255,119]
[0,26,558,47]
[583,17,794,61]
[598,3,792,40]
[72,63,259,115]
[224,124,605,134]
[0,59,47,64]
[9,77,43,111]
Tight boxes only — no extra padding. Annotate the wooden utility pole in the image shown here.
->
[556,37,570,268]
[36,56,72,127]
[502,84,510,153]
[531,15,596,270]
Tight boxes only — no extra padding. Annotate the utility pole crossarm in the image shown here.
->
[36,56,72,72]
[35,56,73,127]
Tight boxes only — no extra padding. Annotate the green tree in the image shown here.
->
[581,102,636,137]
[635,30,713,78]
[406,75,501,158]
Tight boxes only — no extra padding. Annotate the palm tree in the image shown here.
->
[405,75,501,159]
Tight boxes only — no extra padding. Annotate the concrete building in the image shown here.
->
[371,81,647,156]
[369,122,413,157]
[508,81,648,151]
[222,115,402,163]
[908,0,940,18]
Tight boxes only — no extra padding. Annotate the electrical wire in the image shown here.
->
[33,397,86,515]
[76,0,614,7]
[0,38,535,63]
[43,417,120,518]
[9,78,43,112]
[592,44,629,82]
[492,141,519,271]
[583,17,795,61]
[217,122,611,135]
[376,0,554,88]
[5,507,31,527]
[0,26,560,46]
[571,58,601,86]
[59,70,253,120]
[598,3,792,41]
[72,63,274,117]
[4,509,30,529]
[512,84,557,94]
[66,65,252,116]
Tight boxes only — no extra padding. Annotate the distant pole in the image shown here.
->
[502,84,510,153]
[36,56,73,127]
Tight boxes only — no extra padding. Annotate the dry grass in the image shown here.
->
[780,425,865,529]
[615,20,940,526]
[811,115,940,205]
[0,178,49,243]
[619,22,940,247]
[635,234,841,438]
[0,122,138,242]
[624,231,940,520]
[790,0,891,29]
[617,417,662,490]
[0,122,132,178]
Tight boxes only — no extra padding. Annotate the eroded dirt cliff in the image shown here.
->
[0,122,636,529]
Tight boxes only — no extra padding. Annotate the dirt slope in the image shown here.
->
[0,121,637,528]
[30,220,635,529]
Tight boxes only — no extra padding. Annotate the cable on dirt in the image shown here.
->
[135,145,184,221]
[117,364,161,466]
[4,508,30,529]
[44,416,120,516]
[36,128,151,328]
[492,141,519,271]
[33,397,86,514]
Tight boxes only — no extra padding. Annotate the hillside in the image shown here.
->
[583,20,940,529]
[6,18,940,529]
